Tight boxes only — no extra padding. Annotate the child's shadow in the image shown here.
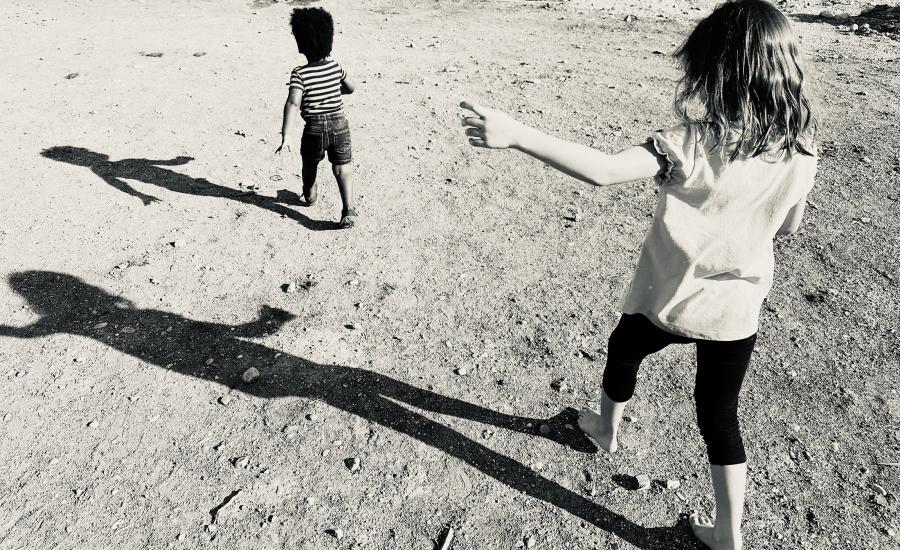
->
[0,270,703,550]
[41,146,336,231]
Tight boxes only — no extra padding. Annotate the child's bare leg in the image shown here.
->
[302,158,319,204]
[332,163,353,211]
[577,389,624,453]
[690,463,746,550]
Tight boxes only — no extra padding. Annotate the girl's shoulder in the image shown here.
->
[648,123,700,185]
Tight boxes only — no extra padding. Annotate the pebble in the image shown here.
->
[121,326,136,334]
[219,395,231,406]
[525,535,537,548]
[193,52,206,57]
[306,413,318,421]
[819,10,834,18]
[850,23,859,32]
[663,479,681,490]
[176,533,185,541]
[635,474,651,489]
[329,528,344,540]
[74,357,86,363]
[550,378,569,392]
[345,457,361,473]
[539,424,551,435]
[170,239,186,248]
[87,420,97,428]
[3,413,12,422]
[872,483,888,496]
[455,367,469,376]
[233,456,250,468]
[93,322,108,329]
[205,358,214,365]
[241,367,260,383]
[283,282,296,293]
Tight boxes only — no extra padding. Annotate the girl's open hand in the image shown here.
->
[460,100,523,149]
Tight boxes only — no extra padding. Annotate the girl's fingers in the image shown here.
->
[468,138,486,148]
[461,117,485,128]
[465,128,482,138]
[460,100,487,117]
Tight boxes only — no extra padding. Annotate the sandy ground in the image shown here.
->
[1,0,899,548]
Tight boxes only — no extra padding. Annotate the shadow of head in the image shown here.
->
[41,146,109,167]
[8,270,133,318]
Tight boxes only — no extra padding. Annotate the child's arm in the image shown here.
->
[776,196,807,235]
[275,88,303,154]
[460,100,665,186]
[341,71,356,95]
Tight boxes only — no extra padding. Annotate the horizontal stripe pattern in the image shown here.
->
[289,58,346,116]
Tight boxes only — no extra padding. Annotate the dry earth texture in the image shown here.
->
[1,0,899,549]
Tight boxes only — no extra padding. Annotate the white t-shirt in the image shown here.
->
[621,124,818,341]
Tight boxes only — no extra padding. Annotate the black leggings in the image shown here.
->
[602,313,757,465]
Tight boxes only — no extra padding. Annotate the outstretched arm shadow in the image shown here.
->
[1,270,698,549]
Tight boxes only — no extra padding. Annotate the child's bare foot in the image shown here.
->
[577,407,617,453]
[689,513,741,550]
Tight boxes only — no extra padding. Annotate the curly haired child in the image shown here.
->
[276,7,358,228]
[460,1,817,548]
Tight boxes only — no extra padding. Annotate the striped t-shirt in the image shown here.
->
[288,58,346,117]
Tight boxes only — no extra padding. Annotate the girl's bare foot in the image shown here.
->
[689,513,741,550]
[577,407,617,453]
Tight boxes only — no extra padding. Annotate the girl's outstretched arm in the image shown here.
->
[460,100,666,186]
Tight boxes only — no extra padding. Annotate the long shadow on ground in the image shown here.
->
[0,271,701,549]
[41,146,336,231]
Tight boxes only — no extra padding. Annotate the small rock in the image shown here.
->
[306,413,319,421]
[121,326,136,334]
[74,357,86,363]
[850,23,859,32]
[624,14,636,22]
[93,322,108,329]
[345,323,358,330]
[282,282,296,293]
[241,367,260,383]
[219,395,231,406]
[176,533,185,541]
[539,424,551,435]
[455,367,469,376]
[635,474,651,489]
[344,457,361,472]
[550,378,569,392]
[193,52,206,57]
[205,358,214,366]
[232,456,250,468]
[170,239,186,248]
[525,535,537,548]
[663,479,681,490]
[3,413,11,422]
[65,72,79,79]
[819,10,834,18]
[872,483,888,496]
[87,420,97,428]
[327,528,344,540]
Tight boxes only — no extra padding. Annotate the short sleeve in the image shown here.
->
[340,64,347,80]
[288,68,304,91]
[647,124,697,185]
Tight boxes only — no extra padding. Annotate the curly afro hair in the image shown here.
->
[290,7,334,61]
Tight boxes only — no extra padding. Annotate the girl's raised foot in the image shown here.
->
[577,407,617,453]
[689,513,741,550]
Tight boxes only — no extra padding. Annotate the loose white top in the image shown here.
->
[621,124,818,341]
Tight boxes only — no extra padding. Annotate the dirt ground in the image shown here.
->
[1,0,899,548]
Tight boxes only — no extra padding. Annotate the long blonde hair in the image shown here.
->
[674,0,817,159]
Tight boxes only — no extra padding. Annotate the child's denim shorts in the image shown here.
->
[300,112,352,165]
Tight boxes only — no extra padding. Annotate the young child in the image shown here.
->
[276,7,358,228]
[460,1,817,548]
